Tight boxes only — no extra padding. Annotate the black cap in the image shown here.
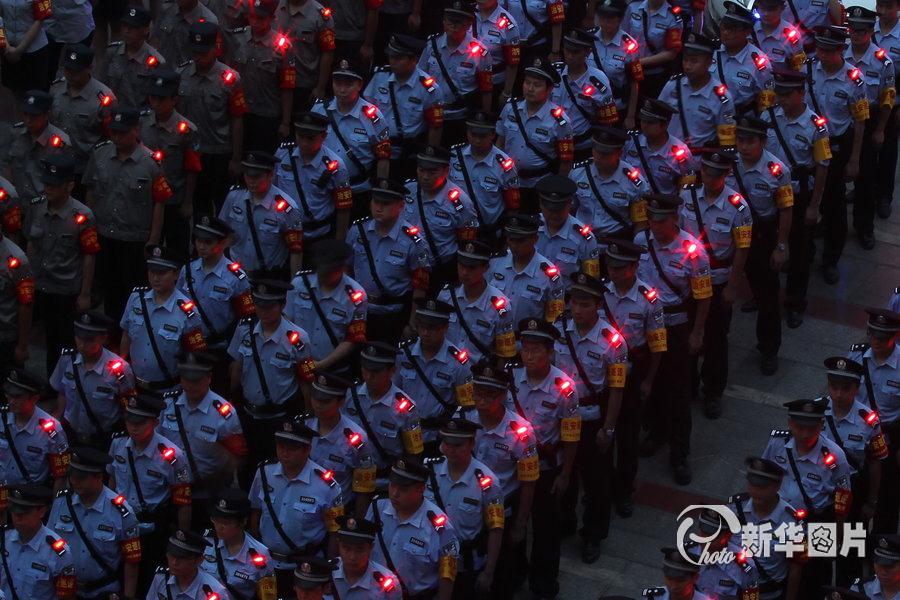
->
[4,368,45,397]
[293,557,335,589]
[124,394,165,421]
[773,65,806,93]
[518,318,560,343]
[563,28,598,49]
[293,111,329,134]
[523,58,561,86]
[866,308,900,335]
[604,238,644,266]
[332,59,363,81]
[414,298,453,325]
[108,106,141,132]
[189,21,219,52]
[370,178,408,202]
[814,25,849,49]
[784,398,828,421]
[145,244,183,270]
[73,310,115,336]
[360,341,399,370]
[445,0,476,20]
[40,152,77,185]
[721,1,755,27]
[387,34,426,57]
[208,488,251,519]
[645,193,683,219]
[147,67,180,97]
[457,240,493,266]
[194,214,233,240]
[466,110,497,132]
[504,213,541,237]
[596,0,628,17]
[439,418,481,443]
[756,0,785,7]
[846,5,877,27]
[745,456,785,485]
[7,485,52,511]
[120,5,152,26]
[312,239,352,269]
[592,126,627,153]
[640,98,678,122]
[62,43,94,71]
[682,31,718,55]
[823,357,864,383]
[69,446,114,474]
[417,144,451,167]
[695,507,727,534]
[389,458,428,484]
[569,271,606,299]
[20,90,51,115]
[241,151,277,173]
[167,530,208,557]
[311,371,352,398]
[177,352,216,380]
[536,175,577,208]
[872,533,900,565]
[700,149,736,174]
[248,0,278,17]
[472,359,510,390]
[251,279,292,304]
[736,116,770,138]
[335,515,380,542]
[275,417,318,445]
[661,546,701,577]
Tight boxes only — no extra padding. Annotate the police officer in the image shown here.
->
[762,66,830,330]
[449,111,520,242]
[5,90,70,205]
[849,533,900,598]
[0,369,69,493]
[344,342,424,473]
[641,547,711,600]
[50,311,135,448]
[249,418,344,596]
[274,112,353,250]
[753,0,806,72]
[403,144,479,293]
[488,213,565,325]
[107,395,192,592]
[623,0,683,98]
[727,457,804,600]
[152,0,219,67]
[571,127,649,242]
[291,556,335,600]
[50,44,117,179]
[848,308,900,533]
[286,240,367,371]
[346,179,431,345]
[507,319,579,599]
[763,398,854,594]
[805,26,869,285]
[730,116,792,375]
[875,0,900,219]
[305,372,376,518]
[712,2,775,116]
[425,419,504,597]
[23,152,99,375]
[365,34,445,179]
[331,516,402,600]
[473,0,521,104]
[366,459,460,600]
[145,529,230,600]
[201,488,276,600]
[311,60,391,217]
[679,150,751,419]
[588,0,643,131]
[272,0,335,110]
[48,447,141,600]
[228,279,315,472]
[142,67,203,257]
[119,246,207,392]
[692,508,760,600]
[418,2,493,147]
[624,98,696,197]
[658,32,737,148]
[634,194,712,486]
[178,20,248,210]
[99,6,165,109]
[846,6,896,250]
[84,106,173,325]
[396,300,475,448]
[503,0,565,67]
[496,59,574,212]
[438,242,516,365]
[219,152,304,278]
[0,485,76,600]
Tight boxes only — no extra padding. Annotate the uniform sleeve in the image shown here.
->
[119,504,143,564]
[400,404,425,455]
[280,199,304,253]
[851,82,870,121]
[49,419,71,478]
[717,94,737,146]
[370,116,392,161]
[168,450,193,506]
[48,355,67,393]
[351,436,376,494]
[546,0,565,24]
[151,162,174,204]
[812,120,832,165]
[346,292,367,343]
[455,191,480,237]
[646,301,667,353]
[732,201,753,249]
[227,77,249,118]
[77,209,101,255]
[554,115,575,162]
[407,240,432,292]
[180,312,208,352]
[317,10,336,52]
[496,104,510,137]
[494,306,516,358]
[9,253,34,305]
[689,247,713,300]
[423,81,445,128]
[868,423,890,460]
[323,482,344,532]
[248,469,263,510]
[331,159,353,212]
[292,331,316,382]
[773,161,794,209]
[880,58,896,108]
[559,374,581,443]
[437,524,461,582]
[52,550,76,600]
[183,130,202,173]
[832,452,853,518]
[606,344,628,389]
[515,429,540,482]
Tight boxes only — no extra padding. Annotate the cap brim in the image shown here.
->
[109,121,138,132]
[125,411,156,423]
[40,174,70,186]
[19,104,46,115]
[191,42,216,53]
[274,433,312,445]
[166,542,201,558]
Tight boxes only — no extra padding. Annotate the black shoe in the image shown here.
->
[639,436,662,457]
[760,354,778,376]
[672,462,692,486]
[877,200,893,219]
[740,298,758,313]
[858,231,876,250]
[615,497,634,518]
[581,541,601,564]
[704,396,722,419]
[786,309,804,329]
[822,264,839,285]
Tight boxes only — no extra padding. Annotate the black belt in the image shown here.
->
[574,129,593,144]
[663,302,688,314]
[709,255,734,270]
[368,291,413,307]
[136,377,177,391]
[518,166,553,179]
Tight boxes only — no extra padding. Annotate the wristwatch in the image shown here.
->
[604,427,616,437]
[776,243,787,251]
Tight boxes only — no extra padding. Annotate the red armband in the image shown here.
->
[231,290,255,317]
[346,319,366,343]
[628,60,644,82]
[665,28,683,51]
[457,227,477,241]
[364,0,383,8]
[49,451,70,478]
[2,205,21,234]
[870,432,890,460]
[597,103,619,125]
[424,104,444,127]
[332,186,353,211]
[477,70,493,92]
[0,486,8,511]
[547,0,565,23]
[152,175,173,203]
[171,484,191,506]
[412,267,430,291]
[32,0,52,20]
[220,434,248,457]
[834,487,852,517]
[78,226,101,255]
[318,28,336,52]
[374,138,392,160]
[502,44,521,66]
[228,87,248,117]
[0,29,7,50]
[183,149,202,173]
[297,358,316,382]
[16,277,34,305]
[502,186,520,209]
[121,538,142,563]
[557,138,574,162]
[55,575,75,599]
[279,65,296,89]
[284,229,303,252]
[181,327,207,352]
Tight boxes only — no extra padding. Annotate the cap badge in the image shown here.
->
[129,8,136,16]
[339,59,349,69]
[881,537,889,548]
[114,114,123,122]
[528,319,538,329]
[465,243,474,252]
[70,53,77,61]
[426,146,434,156]
[687,33,696,43]
[127,397,136,407]
[201,216,209,225]
[27,97,34,105]
[9,370,17,381]
[426,300,435,310]
[301,562,311,574]
[155,77,163,86]
[397,459,406,469]
[50,165,57,174]
[153,246,161,257]
[176,530,186,541]
[259,284,267,294]
[346,518,357,529]
[837,359,847,370]
[317,375,327,385]
[195,34,202,42]
[577,273,586,284]
[484,366,493,376]
[218,499,227,508]
[803,403,813,413]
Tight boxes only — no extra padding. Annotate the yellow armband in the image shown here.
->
[691,274,713,299]
[813,137,832,163]
[775,184,794,209]
[630,198,648,224]
[582,257,600,278]
[733,224,752,249]
[788,51,806,71]
[517,454,539,482]
[439,555,457,581]
[851,98,870,121]
[352,465,376,493]
[756,89,775,112]
[545,298,564,322]
[647,327,668,353]
[402,426,424,454]
[325,505,344,532]
[717,123,736,146]
[455,381,474,407]
[495,331,516,358]
[560,417,581,442]
[256,576,276,600]
[880,87,896,108]
[607,362,626,389]
[484,502,505,529]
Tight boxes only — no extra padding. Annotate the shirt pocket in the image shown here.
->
[92,525,118,542]
[479,178,500,193]
[292,500,320,522]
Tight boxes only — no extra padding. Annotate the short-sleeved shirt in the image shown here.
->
[875,18,900,78]
[402,179,479,264]
[844,42,896,108]
[394,337,473,426]
[551,63,617,143]
[0,236,32,340]
[304,414,376,501]
[0,406,68,486]
[471,408,539,499]
[343,382,423,467]
[848,343,900,424]
[5,123,70,201]
[153,0,219,66]
[177,254,253,345]
[753,20,806,70]
[0,0,49,52]
[100,41,166,109]
[44,0,93,44]
[230,28,296,119]
[49,77,116,168]
[696,538,760,600]
[728,150,793,220]
[761,104,831,191]
[805,58,870,137]
[364,67,445,146]
[762,433,852,512]
[623,131,695,195]
[0,526,75,600]
[145,568,230,600]
[728,494,798,587]
[273,0,335,88]
[200,532,274,600]
[500,0,564,46]
[823,396,889,472]
[417,32,492,121]
[285,271,367,361]
[448,144,519,228]
[678,184,752,284]
[658,74,736,146]
[331,558,401,600]
[570,159,647,235]
[536,214,600,282]
[487,249,565,325]
[437,282,516,363]
[496,98,574,186]
[711,45,774,110]
[140,110,202,206]
[473,3,520,84]
[602,278,667,351]
[623,0,681,59]
[784,0,830,39]
[589,28,641,103]
[323,0,382,43]
[177,60,247,154]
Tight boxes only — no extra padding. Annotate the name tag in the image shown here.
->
[213,285,227,293]
[332,308,347,318]
[463,497,479,506]
[299,496,316,504]
[163,324,178,333]
[848,434,863,441]
[807,472,822,482]
[98,524,114,532]
[588,351,601,359]
[200,425,215,434]
[275,352,290,360]
[698,105,713,115]
[409,537,426,547]
[494,442,509,451]
[390,250,404,258]
[716,217,730,225]
[526,285,541,293]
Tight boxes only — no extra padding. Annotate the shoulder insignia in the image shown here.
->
[230,25,249,34]
[850,343,870,352]
[107,41,124,48]
[403,225,422,242]
[140,109,152,117]
[29,195,44,205]
[163,389,181,399]
[450,143,464,150]
[212,399,233,419]
[504,359,523,370]
[179,60,192,69]
[55,488,71,498]
[399,336,418,348]
[551,105,567,125]
[623,166,643,186]
[728,492,749,504]
[93,140,112,149]
[373,65,390,73]
[12,122,24,129]
[279,140,296,150]
[770,428,791,438]
[643,588,666,599]
[424,456,446,466]
[111,494,130,517]
[229,183,246,191]
[575,159,592,169]
[133,286,150,293]
[240,316,256,326]
[52,77,65,85]
[669,72,683,81]
[60,347,76,357]
[352,216,373,226]
[155,566,170,575]
[894,287,899,294]
[112,430,128,439]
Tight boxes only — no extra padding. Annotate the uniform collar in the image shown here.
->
[10,526,48,550]
[452,281,494,311]
[215,532,253,561]
[496,248,542,277]
[326,96,366,118]
[34,124,60,147]
[73,347,115,375]
[153,110,186,133]
[368,382,404,406]
[144,287,179,312]
[865,343,900,368]
[825,397,869,424]
[642,0,669,16]
[538,214,579,239]
[441,30,476,54]
[785,434,826,460]
[604,278,642,303]
[129,431,171,458]
[383,497,428,527]
[167,571,204,596]
[180,1,207,21]
[476,3,505,23]
[175,389,216,414]
[461,144,499,167]
[876,18,900,38]
[332,557,377,590]
[253,316,292,342]
[365,217,403,241]
[273,459,313,484]
[718,43,752,62]
[124,41,154,62]
[700,185,730,209]
[192,253,230,278]
[73,487,110,512]
[564,312,605,343]
[434,455,477,485]
[110,143,146,164]
[296,145,328,167]
[43,195,75,218]
[514,365,556,394]
[65,77,103,100]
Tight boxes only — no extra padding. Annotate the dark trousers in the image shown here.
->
[785,187,813,312]
[852,115,882,235]
[162,202,191,260]
[745,217,781,357]
[876,105,899,206]
[491,493,522,600]
[35,290,77,376]
[874,419,900,533]
[614,348,650,500]
[1,47,50,96]
[835,472,870,586]
[561,418,612,542]
[647,321,692,463]
[97,236,147,331]
[821,129,854,267]
[196,153,232,215]
[136,521,169,596]
[243,113,281,154]
[528,467,562,598]
[692,283,732,399]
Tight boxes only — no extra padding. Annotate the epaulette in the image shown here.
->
[850,342,870,353]
[670,72,683,81]
[230,25,249,34]
[279,140,296,150]
[133,285,150,293]
[229,183,246,191]
[55,488,71,498]
[552,61,565,70]
[399,336,419,348]
[448,345,470,364]
[179,60,192,69]
[424,456,446,466]
[240,316,256,326]
[373,65,390,73]
[854,576,877,586]
[256,458,277,470]
[111,494,130,517]
[575,159,591,169]
[29,195,44,205]
[683,180,700,190]
[771,428,791,438]
[212,399,233,419]
[112,430,128,439]
[402,225,422,242]
[93,139,112,149]
[312,97,325,105]
[728,492,748,505]
[450,142,464,150]
[894,287,899,294]
[52,77,65,85]
[163,388,181,399]
[12,122,24,129]
[155,566,170,575]
[294,269,314,278]
[107,40,123,48]
[643,588,666,599]
[60,347,76,357]
[505,359,522,370]
[427,33,440,40]
[139,109,152,117]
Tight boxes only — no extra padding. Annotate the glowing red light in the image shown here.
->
[100,95,112,107]
[498,15,509,28]
[364,105,377,118]
[423,77,435,87]
[625,39,638,53]
[672,146,687,161]
[468,41,482,55]
[582,85,595,96]
[251,554,266,566]
[753,53,768,68]
[178,121,189,134]
[146,56,158,67]
[75,213,87,225]
[0,189,7,201]
[456,349,469,363]
[348,432,361,445]
[321,469,334,481]
[729,194,743,207]
[327,160,339,172]
[109,360,123,373]
[493,297,506,309]
[715,85,727,96]
[217,403,231,416]
[276,35,289,50]
[8,256,21,268]
[223,71,236,84]
[397,397,411,412]
[646,289,658,300]
[432,514,447,526]
[768,161,782,177]
[684,241,698,257]
[478,475,492,489]
[207,593,220,600]
[50,135,63,147]
[794,508,807,519]
[180,300,195,312]
[113,495,126,506]
[865,410,879,425]
[381,577,395,591]
[736,550,747,564]
[815,116,827,128]
[321,7,332,18]
[672,5,681,13]
[552,107,564,118]
[627,168,640,181]
[544,265,559,277]
[823,452,836,466]
[501,158,514,171]
[877,48,887,60]
[52,539,65,551]
[275,198,289,211]
[350,290,364,302]
[288,331,301,344]
[228,262,242,272]
[153,150,164,162]
[849,68,861,81]
[406,226,419,235]
[785,27,799,42]
[40,419,54,432]
[161,447,176,461]
[448,188,460,201]
[609,332,621,345]
[580,224,592,236]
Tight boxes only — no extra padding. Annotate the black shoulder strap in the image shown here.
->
[641,9,659,54]
[430,36,462,102]
[445,288,492,357]
[348,386,395,464]
[299,273,340,348]
[247,324,273,402]
[688,187,714,259]
[716,51,727,91]
[766,107,799,170]
[862,357,879,412]
[505,366,527,419]
[258,463,301,552]
[730,163,751,203]
[629,132,660,194]
[561,73,594,124]
[0,533,21,600]
[454,147,485,225]
[171,402,201,483]
[242,197,269,272]
[518,0,543,33]
[785,0,808,36]
[426,463,447,511]
[210,531,248,600]
[400,344,455,411]
[288,155,315,220]
[65,492,118,579]
[184,267,219,339]
[137,292,175,381]
[1,410,30,482]
[805,61,825,118]
[674,76,691,143]
[371,500,409,600]
[825,413,861,472]
[560,316,601,398]
[125,447,149,512]
[598,293,620,332]
[355,221,388,297]
[643,230,686,299]
[784,446,814,511]
[415,186,442,261]
[510,101,554,166]
[387,81,405,143]
[584,163,630,230]
[69,358,104,434]
[325,110,367,174]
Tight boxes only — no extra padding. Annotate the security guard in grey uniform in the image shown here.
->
[99,6,166,109]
